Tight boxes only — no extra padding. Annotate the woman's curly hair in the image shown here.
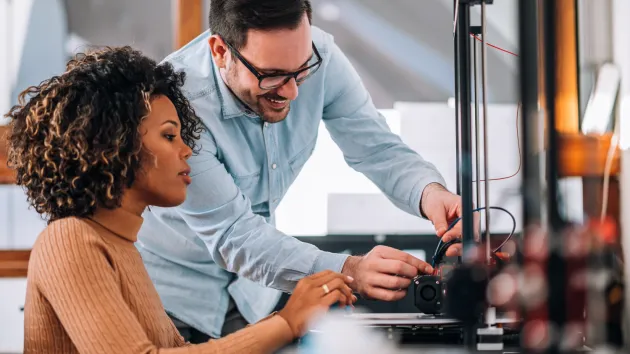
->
[5,46,203,223]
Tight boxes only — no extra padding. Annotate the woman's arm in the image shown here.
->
[32,219,293,353]
[217,315,294,351]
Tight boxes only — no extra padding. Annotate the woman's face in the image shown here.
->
[132,95,193,208]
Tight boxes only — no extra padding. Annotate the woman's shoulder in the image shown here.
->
[29,217,115,283]
[32,217,103,257]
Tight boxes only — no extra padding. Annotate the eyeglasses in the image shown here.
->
[224,40,323,90]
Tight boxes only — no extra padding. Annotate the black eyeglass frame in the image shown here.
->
[224,40,323,90]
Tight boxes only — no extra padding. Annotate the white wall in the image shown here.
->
[276,103,523,236]
[10,0,35,86]
[275,110,401,236]
[0,185,46,249]
[0,0,67,124]
[0,0,11,124]
[0,0,66,249]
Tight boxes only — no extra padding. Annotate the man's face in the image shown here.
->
[220,15,313,123]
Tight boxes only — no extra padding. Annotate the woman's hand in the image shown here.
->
[278,270,357,338]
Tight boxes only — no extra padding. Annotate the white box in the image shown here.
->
[328,193,432,235]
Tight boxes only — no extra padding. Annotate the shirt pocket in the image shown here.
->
[288,138,317,176]
[231,171,261,196]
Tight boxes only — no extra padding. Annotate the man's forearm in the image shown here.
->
[340,255,361,291]
[420,182,448,218]
[341,256,361,277]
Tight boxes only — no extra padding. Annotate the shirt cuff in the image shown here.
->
[311,251,350,275]
[411,175,447,219]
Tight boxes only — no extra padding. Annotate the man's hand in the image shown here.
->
[340,246,433,301]
[420,183,467,257]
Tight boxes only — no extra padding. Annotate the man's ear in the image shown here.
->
[209,35,228,68]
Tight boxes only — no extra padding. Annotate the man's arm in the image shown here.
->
[177,131,348,292]
[321,38,466,248]
[321,39,447,219]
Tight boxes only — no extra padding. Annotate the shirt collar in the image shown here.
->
[89,207,143,242]
[211,56,259,120]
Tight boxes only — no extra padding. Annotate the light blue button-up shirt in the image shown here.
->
[136,26,445,338]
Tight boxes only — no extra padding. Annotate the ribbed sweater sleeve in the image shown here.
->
[28,218,292,353]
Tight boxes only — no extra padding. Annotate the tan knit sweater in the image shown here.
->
[24,207,292,353]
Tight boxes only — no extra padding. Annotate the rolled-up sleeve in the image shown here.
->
[178,131,348,292]
[321,39,446,218]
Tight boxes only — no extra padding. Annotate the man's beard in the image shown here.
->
[256,92,291,123]
[224,70,291,123]
[235,89,291,123]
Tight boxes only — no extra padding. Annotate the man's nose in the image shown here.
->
[276,78,299,101]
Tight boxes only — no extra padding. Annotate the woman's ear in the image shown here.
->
[209,35,229,69]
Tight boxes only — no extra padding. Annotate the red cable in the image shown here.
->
[470,34,521,182]
[471,34,519,57]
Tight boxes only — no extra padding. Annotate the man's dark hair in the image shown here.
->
[209,0,313,50]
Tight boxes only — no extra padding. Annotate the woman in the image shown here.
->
[6,46,355,353]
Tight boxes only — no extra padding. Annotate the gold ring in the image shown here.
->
[322,284,330,294]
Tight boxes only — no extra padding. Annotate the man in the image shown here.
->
[137,0,463,342]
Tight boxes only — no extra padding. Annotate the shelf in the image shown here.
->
[0,250,30,277]
[558,133,620,177]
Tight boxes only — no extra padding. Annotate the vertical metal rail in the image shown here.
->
[455,1,476,348]
[518,0,548,352]
[473,30,482,240]
[518,0,541,275]
[481,1,491,264]
[454,0,462,196]
[541,2,567,352]
[456,0,475,262]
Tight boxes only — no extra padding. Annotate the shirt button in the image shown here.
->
[271,163,277,170]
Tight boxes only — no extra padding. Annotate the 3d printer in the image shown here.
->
[414,207,515,317]
[414,0,626,351]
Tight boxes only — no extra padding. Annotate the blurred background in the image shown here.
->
[0,0,533,242]
[1,0,521,110]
